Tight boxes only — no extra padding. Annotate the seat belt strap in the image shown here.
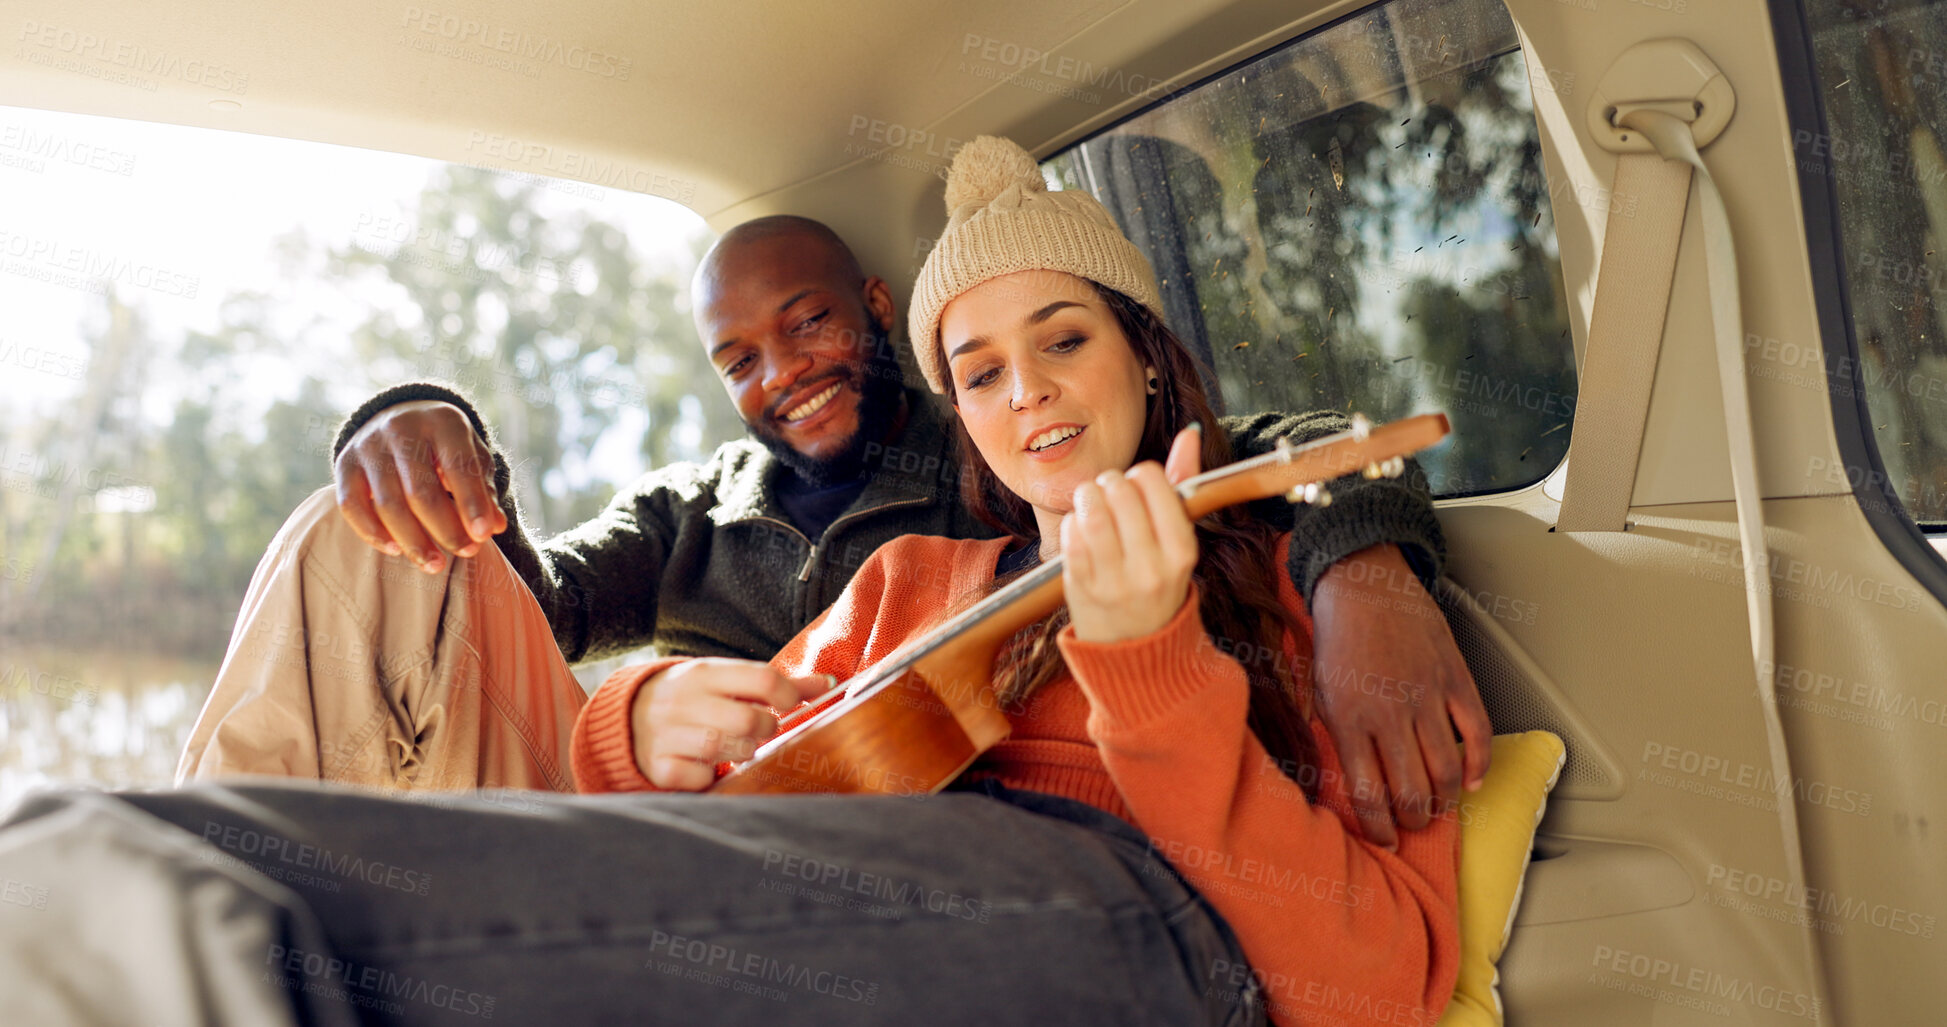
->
[1620,107,1798,886]
[1555,155,1693,532]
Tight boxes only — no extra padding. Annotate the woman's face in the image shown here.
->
[941,270,1150,519]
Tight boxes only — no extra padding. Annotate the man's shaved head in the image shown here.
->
[692,215,905,485]
[694,215,864,306]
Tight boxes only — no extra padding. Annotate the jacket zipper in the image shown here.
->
[742,516,815,580]
[805,497,932,579]
[741,497,933,584]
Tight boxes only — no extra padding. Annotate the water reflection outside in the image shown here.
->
[0,646,216,812]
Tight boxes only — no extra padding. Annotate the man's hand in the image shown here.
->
[630,660,837,791]
[1310,544,1491,849]
[333,400,507,574]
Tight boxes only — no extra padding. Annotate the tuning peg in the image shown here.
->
[1358,455,1406,479]
[1285,482,1332,506]
[1275,436,1295,463]
[1350,413,1372,441]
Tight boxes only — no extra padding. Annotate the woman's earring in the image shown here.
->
[1146,376,1160,395]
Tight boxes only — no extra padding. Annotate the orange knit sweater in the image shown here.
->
[572,534,1460,1027]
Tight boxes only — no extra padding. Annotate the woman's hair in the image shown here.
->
[941,282,1322,797]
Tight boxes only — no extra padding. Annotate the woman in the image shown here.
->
[570,136,1460,1027]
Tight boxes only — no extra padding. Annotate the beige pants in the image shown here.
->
[176,487,588,791]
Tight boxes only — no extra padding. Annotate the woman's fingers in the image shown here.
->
[678,692,781,748]
[1163,424,1203,485]
[633,660,821,789]
[1126,463,1198,575]
[646,753,720,792]
[1067,480,1124,591]
[1094,470,1152,566]
[654,721,759,764]
[688,659,810,711]
[1065,461,1201,643]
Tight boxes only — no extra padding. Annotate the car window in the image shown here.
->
[1043,0,1576,498]
[1801,0,1947,527]
[0,106,726,806]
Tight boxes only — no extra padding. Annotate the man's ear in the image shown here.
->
[861,276,897,334]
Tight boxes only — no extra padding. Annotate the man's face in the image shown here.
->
[696,233,903,484]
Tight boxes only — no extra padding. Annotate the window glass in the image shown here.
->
[0,107,728,806]
[1803,1,1947,526]
[1043,0,1576,497]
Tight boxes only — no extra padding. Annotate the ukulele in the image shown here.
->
[709,412,1450,796]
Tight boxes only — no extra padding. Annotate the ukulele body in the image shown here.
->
[708,662,1012,796]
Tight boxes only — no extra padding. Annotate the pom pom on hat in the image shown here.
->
[943,135,1044,213]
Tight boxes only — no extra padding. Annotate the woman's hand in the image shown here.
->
[1062,427,1204,643]
[629,659,836,791]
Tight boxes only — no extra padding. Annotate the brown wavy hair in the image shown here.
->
[940,282,1321,796]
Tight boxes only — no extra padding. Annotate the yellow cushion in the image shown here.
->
[1437,731,1567,1027]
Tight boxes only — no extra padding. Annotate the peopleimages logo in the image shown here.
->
[646,931,880,1005]
[1589,946,1819,1021]
[400,7,632,79]
[1705,862,1937,939]
[956,33,1170,102]
[0,123,136,176]
[266,945,494,1018]
[202,822,433,896]
[464,132,695,205]
[1639,740,1872,816]
[0,228,199,298]
[15,20,247,94]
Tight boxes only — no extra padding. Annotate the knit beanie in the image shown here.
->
[907,135,1164,394]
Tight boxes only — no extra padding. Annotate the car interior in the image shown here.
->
[6,0,1945,1022]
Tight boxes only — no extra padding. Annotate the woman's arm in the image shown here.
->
[1059,441,1459,1027]
[570,536,968,793]
[1058,598,1461,1027]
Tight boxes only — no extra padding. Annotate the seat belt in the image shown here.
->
[1553,39,1826,1005]
[1554,148,1692,533]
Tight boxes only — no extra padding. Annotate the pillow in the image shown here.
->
[1437,731,1567,1027]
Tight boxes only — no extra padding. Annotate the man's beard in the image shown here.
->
[751,325,906,487]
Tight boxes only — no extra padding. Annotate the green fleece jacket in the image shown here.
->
[333,382,1445,665]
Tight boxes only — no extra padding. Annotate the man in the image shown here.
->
[179,215,1485,846]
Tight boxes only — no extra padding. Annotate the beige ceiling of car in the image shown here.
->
[0,0,1340,219]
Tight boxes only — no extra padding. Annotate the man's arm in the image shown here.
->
[331,381,679,665]
[1217,410,1445,603]
[1219,410,1491,850]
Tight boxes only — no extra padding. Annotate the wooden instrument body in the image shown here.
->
[707,572,1060,795]
[708,413,1449,797]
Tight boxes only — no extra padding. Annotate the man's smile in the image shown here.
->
[781,381,844,423]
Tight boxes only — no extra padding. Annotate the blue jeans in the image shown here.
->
[0,780,1265,1026]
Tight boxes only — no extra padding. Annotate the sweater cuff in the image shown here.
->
[331,381,493,462]
[1288,473,1446,607]
[570,657,687,792]
[1055,585,1236,732]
